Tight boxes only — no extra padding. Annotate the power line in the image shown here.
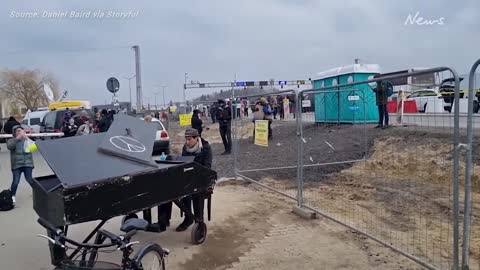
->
[2,45,132,56]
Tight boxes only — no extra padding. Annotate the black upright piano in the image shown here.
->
[31,114,217,265]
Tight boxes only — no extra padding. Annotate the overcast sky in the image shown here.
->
[1,0,479,105]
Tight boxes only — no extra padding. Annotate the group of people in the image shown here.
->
[190,96,278,157]
[62,108,115,137]
[209,99,249,124]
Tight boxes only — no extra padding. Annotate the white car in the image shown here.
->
[141,117,170,155]
[22,110,49,133]
[406,90,442,112]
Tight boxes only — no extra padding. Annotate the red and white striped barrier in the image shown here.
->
[0,133,64,139]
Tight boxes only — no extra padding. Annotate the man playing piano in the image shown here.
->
[175,128,213,231]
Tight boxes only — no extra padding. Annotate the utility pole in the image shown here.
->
[154,93,159,110]
[184,73,187,103]
[132,45,143,111]
[153,84,168,109]
[161,85,167,108]
[123,75,136,109]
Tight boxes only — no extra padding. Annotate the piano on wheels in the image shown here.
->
[31,114,217,267]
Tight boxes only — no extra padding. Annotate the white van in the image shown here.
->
[22,110,49,133]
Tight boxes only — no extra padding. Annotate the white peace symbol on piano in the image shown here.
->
[109,136,146,153]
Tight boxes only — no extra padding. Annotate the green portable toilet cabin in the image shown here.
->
[313,64,381,123]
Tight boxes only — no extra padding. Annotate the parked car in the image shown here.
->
[22,110,49,133]
[439,77,480,113]
[406,89,442,112]
[40,109,94,136]
[141,117,170,155]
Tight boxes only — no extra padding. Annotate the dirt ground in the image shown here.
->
[172,181,422,270]
[167,117,480,269]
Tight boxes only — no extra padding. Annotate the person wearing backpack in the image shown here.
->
[373,80,393,129]
[7,125,34,204]
[260,97,273,140]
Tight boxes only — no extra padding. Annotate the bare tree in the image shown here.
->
[0,69,59,111]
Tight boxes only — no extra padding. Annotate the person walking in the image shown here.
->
[7,126,34,204]
[216,99,232,155]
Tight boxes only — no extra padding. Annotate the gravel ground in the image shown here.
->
[204,120,474,182]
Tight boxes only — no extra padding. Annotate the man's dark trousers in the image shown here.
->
[219,124,232,153]
[378,104,389,126]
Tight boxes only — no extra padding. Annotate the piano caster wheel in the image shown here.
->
[121,213,138,225]
[191,222,207,245]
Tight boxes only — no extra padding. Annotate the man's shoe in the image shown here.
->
[374,125,382,129]
[12,196,16,204]
[176,219,194,232]
[221,151,231,155]
[382,125,389,129]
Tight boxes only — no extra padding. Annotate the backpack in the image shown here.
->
[0,190,14,211]
[263,105,273,120]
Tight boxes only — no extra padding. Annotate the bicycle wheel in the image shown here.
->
[133,244,166,270]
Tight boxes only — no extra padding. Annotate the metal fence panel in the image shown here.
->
[232,90,300,201]
[297,67,462,270]
[463,59,480,270]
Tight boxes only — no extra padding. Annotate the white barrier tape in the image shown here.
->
[0,133,64,139]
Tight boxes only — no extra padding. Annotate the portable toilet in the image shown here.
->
[313,64,381,123]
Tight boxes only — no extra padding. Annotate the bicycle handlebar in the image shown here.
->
[37,218,61,234]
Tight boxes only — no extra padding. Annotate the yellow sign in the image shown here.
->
[179,113,193,126]
[254,120,269,147]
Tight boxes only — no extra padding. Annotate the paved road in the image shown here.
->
[0,143,57,269]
